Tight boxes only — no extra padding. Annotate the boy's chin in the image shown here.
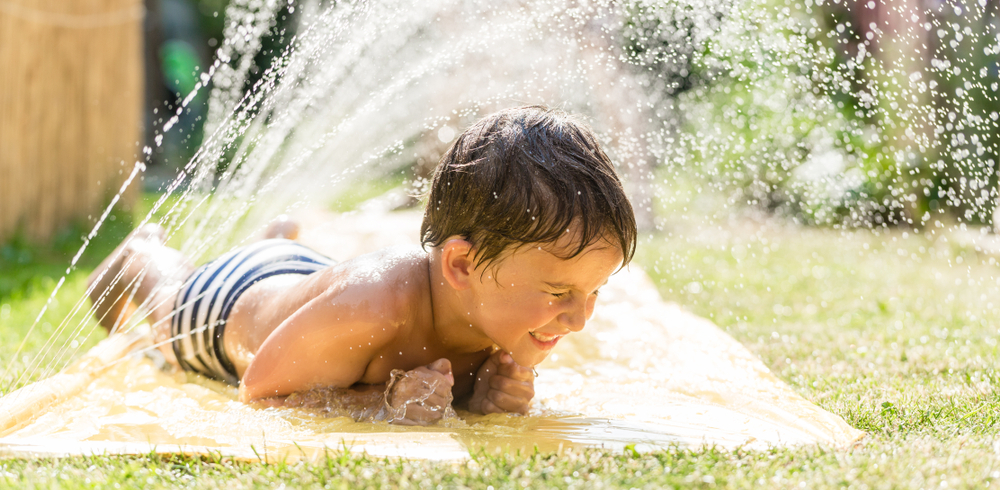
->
[510,350,548,368]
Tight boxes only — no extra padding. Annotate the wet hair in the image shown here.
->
[420,105,637,271]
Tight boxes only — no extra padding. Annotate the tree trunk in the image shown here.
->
[0,0,143,243]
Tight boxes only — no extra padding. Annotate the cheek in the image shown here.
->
[476,287,533,324]
[504,293,558,325]
[585,295,597,318]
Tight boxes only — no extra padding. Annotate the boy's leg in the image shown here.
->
[89,216,299,365]
[87,224,194,362]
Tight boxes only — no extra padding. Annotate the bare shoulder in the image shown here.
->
[314,245,431,337]
[239,245,433,399]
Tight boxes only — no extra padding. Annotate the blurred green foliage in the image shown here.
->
[160,40,202,97]
[0,192,185,301]
[0,212,132,302]
[627,0,1000,228]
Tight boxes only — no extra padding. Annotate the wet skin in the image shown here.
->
[231,247,492,404]
[233,232,624,420]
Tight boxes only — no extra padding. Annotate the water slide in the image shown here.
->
[0,209,863,461]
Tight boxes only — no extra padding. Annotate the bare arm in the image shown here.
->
[250,360,457,426]
[238,286,394,403]
[236,282,458,428]
[260,383,388,419]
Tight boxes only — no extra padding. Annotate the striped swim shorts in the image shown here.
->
[170,239,336,385]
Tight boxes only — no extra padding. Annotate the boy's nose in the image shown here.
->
[559,297,592,332]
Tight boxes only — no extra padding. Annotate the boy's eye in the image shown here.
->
[550,291,568,298]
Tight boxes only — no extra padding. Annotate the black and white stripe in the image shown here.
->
[170,239,335,385]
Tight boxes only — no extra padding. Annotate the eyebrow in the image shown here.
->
[544,279,609,290]
[540,242,614,259]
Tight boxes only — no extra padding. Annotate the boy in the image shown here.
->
[88,106,637,425]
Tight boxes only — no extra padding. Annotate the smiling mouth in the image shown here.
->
[529,331,563,344]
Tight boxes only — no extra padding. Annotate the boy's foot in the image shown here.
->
[87,224,190,334]
[264,215,300,240]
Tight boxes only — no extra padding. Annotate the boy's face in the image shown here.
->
[467,233,624,367]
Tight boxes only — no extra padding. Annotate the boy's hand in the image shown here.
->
[386,358,455,425]
[468,351,535,415]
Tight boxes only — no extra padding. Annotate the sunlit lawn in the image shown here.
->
[3,195,1000,488]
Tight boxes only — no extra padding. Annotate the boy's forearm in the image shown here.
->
[268,383,391,421]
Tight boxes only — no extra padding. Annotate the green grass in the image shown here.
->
[638,218,1000,439]
[3,199,1000,488]
[0,193,181,391]
[0,210,135,392]
[2,442,995,489]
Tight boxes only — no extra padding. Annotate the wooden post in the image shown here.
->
[0,0,143,243]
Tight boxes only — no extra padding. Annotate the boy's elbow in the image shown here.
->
[238,371,272,403]
[239,386,288,407]
[239,381,285,405]
[239,357,278,402]
[238,382,253,403]
[240,367,306,404]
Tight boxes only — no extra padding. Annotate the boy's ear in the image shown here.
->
[440,238,476,290]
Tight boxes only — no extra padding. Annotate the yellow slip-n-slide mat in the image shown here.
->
[0,210,864,461]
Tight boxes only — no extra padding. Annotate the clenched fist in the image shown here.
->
[468,351,535,415]
[386,358,456,425]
